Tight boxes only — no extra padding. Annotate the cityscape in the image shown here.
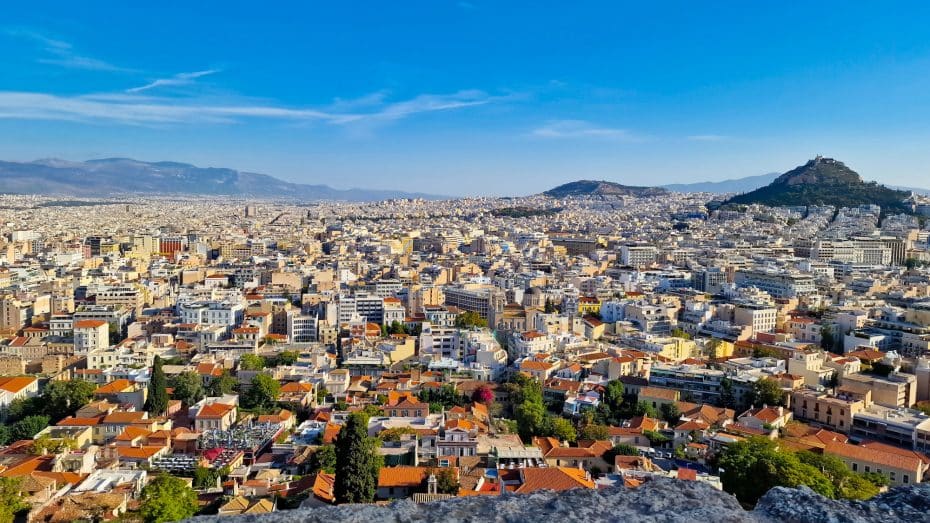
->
[3,3,930,523]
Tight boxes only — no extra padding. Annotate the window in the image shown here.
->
[904,475,909,484]
[852,463,858,472]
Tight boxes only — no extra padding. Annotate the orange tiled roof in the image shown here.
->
[0,376,37,394]
[514,467,595,493]
[94,379,134,394]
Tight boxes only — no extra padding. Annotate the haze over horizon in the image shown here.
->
[3,2,930,196]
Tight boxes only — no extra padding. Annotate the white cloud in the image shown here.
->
[8,28,131,72]
[126,70,220,93]
[532,119,642,141]
[0,89,497,127]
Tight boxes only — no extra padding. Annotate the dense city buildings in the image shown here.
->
[0,184,929,519]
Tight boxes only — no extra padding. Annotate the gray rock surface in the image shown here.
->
[190,479,930,523]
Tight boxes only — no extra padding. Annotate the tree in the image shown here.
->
[206,370,237,397]
[719,437,834,506]
[600,380,626,425]
[139,474,198,523]
[544,300,556,314]
[41,379,96,422]
[426,468,459,494]
[752,346,781,359]
[0,477,28,523]
[603,443,639,465]
[242,373,281,411]
[2,396,44,423]
[515,398,546,441]
[643,429,670,446]
[11,415,50,441]
[192,466,220,490]
[0,425,10,446]
[145,356,169,416]
[796,451,879,500]
[719,377,736,410]
[308,444,337,474]
[454,311,487,329]
[578,423,610,441]
[239,353,266,371]
[379,427,418,442]
[471,385,494,405]
[169,372,205,407]
[272,350,299,366]
[751,378,786,407]
[547,416,577,442]
[820,326,836,352]
[660,403,681,425]
[671,328,692,340]
[334,412,382,504]
[633,400,658,418]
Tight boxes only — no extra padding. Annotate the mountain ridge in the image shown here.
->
[0,158,446,201]
[721,157,914,213]
[543,179,668,198]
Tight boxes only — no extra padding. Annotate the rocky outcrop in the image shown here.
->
[191,479,930,523]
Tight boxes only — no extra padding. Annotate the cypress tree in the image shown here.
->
[145,355,169,416]
[334,412,381,503]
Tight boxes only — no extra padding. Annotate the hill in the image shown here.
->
[722,157,913,213]
[543,180,667,198]
[662,172,779,194]
[0,158,444,201]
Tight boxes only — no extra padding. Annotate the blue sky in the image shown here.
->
[3,2,930,195]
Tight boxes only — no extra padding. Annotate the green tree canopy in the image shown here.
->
[334,412,382,504]
[169,371,205,407]
[454,311,488,329]
[547,415,577,443]
[308,444,337,474]
[242,373,281,411]
[719,437,834,506]
[239,353,266,371]
[41,379,97,422]
[192,466,220,490]
[11,415,50,441]
[0,477,28,523]
[660,403,681,425]
[206,370,237,397]
[139,474,198,523]
[578,423,610,441]
[750,378,786,407]
[145,356,169,416]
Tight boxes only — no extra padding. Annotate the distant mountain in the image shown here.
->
[722,157,913,213]
[662,172,779,194]
[543,180,667,198]
[0,158,444,201]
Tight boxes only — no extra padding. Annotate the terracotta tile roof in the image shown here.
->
[102,411,147,424]
[514,467,595,493]
[115,426,151,441]
[115,446,164,459]
[826,441,925,471]
[639,386,679,401]
[520,359,554,371]
[0,376,37,394]
[94,379,134,394]
[197,402,236,419]
[378,466,430,488]
[73,320,107,329]
[56,416,103,427]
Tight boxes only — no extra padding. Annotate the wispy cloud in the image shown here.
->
[532,119,643,141]
[687,134,730,142]
[7,28,132,72]
[0,89,498,127]
[457,1,476,9]
[126,70,220,93]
